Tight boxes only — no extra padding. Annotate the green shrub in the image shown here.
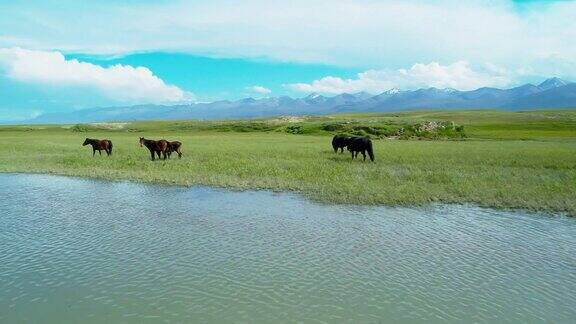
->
[351,129,369,137]
[285,125,304,134]
[71,124,89,132]
[322,122,348,132]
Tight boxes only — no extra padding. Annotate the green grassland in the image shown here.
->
[1,109,575,215]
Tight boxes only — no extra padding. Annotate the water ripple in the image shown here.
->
[0,173,575,323]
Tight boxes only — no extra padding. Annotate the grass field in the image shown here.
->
[1,109,575,215]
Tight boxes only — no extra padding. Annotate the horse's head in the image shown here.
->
[82,138,90,146]
[139,137,145,147]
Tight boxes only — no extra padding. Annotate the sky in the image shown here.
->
[0,0,575,121]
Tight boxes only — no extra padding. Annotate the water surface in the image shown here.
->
[1,173,575,323]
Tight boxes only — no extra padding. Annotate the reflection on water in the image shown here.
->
[0,173,575,323]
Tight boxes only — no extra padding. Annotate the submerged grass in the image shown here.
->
[0,110,575,215]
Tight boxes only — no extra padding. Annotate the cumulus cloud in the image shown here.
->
[288,61,512,94]
[0,0,575,79]
[247,85,272,95]
[0,47,192,104]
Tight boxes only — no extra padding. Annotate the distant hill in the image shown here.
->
[502,83,576,109]
[30,78,576,124]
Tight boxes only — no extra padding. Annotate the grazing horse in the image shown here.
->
[166,141,183,159]
[139,137,169,161]
[347,137,375,162]
[83,138,113,156]
[332,135,355,153]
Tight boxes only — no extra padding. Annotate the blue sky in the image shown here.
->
[0,0,575,121]
[70,53,358,102]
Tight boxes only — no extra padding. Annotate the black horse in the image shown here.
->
[139,137,169,160]
[348,137,374,162]
[332,135,355,153]
[82,138,113,156]
[166,141,183,159]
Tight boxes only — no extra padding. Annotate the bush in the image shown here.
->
[285,125,304,134]
[322,122,348,132]
[209,122,276,133]
[351,129,369,137]
[71,124,89,132]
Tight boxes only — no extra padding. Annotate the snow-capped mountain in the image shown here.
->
[537,77,572,91]
[29,78,576,124]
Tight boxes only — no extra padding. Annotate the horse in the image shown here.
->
[166,141,183,159]
[83,138,113,156]
[347,137,375,162]
[332,135,355,153]
[139,137,169,160]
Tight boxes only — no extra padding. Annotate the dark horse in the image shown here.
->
[348,137,375,162]
[139,137,169,160]
[332,135,355,153]
[166,141,183,159]
[83,138,113,156]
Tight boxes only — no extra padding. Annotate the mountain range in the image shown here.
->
[31,77,576,124]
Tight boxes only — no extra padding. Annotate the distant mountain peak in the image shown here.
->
[28,77,576,124]
[306,92,324,99]
[384,88,400,94]
[538,77,572,91]
[239,97,257,103]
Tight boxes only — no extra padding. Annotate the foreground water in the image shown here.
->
[0,174,575,323]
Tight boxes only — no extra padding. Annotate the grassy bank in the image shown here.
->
[1,110,575,215]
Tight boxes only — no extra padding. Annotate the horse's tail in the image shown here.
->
[176,143,183,158]
[108,141,113,155]
[366,139,374,162]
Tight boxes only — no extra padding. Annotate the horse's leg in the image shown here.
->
[150,150,155,161]
[99,150,102,156]
[361,150,366,161]
[93,148,96,157]
[351,150,355,159]
[177,149,182,159]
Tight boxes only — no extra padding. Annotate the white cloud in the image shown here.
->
[247,85,272,95]
[0,47,193,104]
[288,61,512,94]
[1,0,575,80]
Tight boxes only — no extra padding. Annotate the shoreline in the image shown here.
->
[1,111,574,216]
[2,170,572,217]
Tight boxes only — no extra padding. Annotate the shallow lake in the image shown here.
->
[0,173,575,323]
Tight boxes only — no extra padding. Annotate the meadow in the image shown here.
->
[0,110,575,215]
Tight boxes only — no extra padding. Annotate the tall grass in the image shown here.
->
[0,110,575,214]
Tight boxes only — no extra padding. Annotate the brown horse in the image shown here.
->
[83,138,113,156]
[166,141,183,159]
[139,137,169,160]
